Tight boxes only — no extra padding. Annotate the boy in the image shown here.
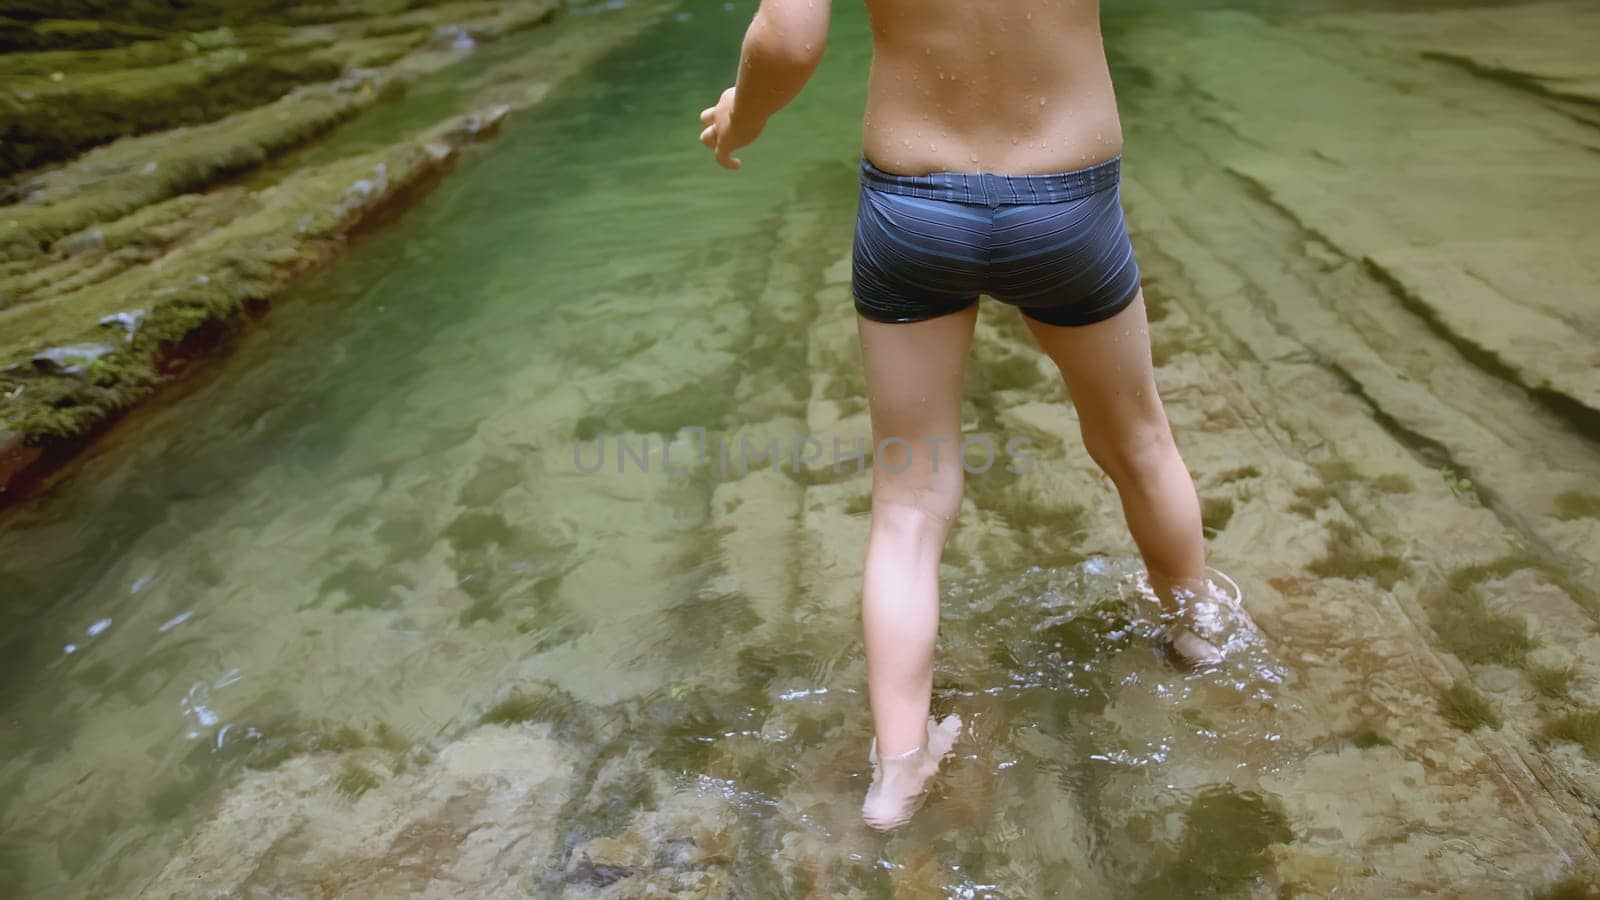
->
[699,0,1223,831]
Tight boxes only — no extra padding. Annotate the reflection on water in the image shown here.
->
[4,0,1600,895]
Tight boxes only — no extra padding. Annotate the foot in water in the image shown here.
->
[861,713,962,832]
[1157,571,1238,667]
[1163,623,1224,666]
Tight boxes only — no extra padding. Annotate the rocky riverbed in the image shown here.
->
[1,0,1598,897]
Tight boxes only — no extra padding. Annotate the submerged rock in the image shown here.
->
[144,723,582,898]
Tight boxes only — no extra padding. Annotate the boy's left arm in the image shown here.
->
[699,0,832,170]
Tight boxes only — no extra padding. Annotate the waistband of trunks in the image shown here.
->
[859,154,1122,206]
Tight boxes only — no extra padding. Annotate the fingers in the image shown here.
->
[698,91,743,170]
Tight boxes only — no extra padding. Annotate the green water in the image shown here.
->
[4,0,1599,896]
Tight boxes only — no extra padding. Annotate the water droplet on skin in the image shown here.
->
[1039,96,1047,106]
[929,142,938,151]
[969,154,978,163]
[902,139,911,148]
[1010,136,1019,145]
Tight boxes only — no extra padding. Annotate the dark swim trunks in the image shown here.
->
[851,154,1141,326]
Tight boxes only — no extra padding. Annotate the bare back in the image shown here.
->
[861,0,1124,176]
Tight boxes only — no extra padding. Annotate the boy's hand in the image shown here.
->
[698,86,762,170]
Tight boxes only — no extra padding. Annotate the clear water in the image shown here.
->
[3,0,1598,896]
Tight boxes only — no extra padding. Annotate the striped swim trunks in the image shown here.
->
[851,154,1141,326]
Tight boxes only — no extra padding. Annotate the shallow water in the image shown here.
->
[4,0,1600,896]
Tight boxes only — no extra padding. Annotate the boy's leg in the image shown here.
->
[856,305,976,758]
[1023,292,1221,663]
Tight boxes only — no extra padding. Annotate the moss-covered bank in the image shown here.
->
[0,106,509,495]
[0,1,560,176]
[0,0,671,507]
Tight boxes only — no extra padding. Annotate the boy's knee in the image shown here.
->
[871,476,964,534]
[1085,422,1174,482]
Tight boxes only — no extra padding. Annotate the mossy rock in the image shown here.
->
[0,47,344,178]
[1438,682,1502,731]
[0,106,505,453]
[0,16,166,52]
[0,0,556,176]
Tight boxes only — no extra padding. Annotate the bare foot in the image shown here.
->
[1163,624,1224,667]
[861,713,962,832]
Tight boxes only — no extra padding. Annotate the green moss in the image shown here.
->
[1424,587,1534,667]
[1527,663,1574,700]
[1370,473,1412,494]
[319,561,412,612]
[843,491,872,516]
[479,684,596,744]
[0,77,370,262]
[334,761,381,800]
[0,1,557,176]
[458,594,502,626]
[1347,727,1392,749]
[1438,682,1502,731]
[0,17,165,52]
[1288,483,1336,518]
[311,30,429,70]
[1,111,496,446]
[1553,490,1600,521]
[1315,459,1360,484]
[1542,711,1600,759]
[969,350,1049,393]
[1201,495,1235,535]
[371,722,410,753]
[1,190,259,312]
[1445,555,1528,594]
[1308,522,1407,589]
[0,46,343,178]
[1133,785,1293,899]
[1439,465,1477,500]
